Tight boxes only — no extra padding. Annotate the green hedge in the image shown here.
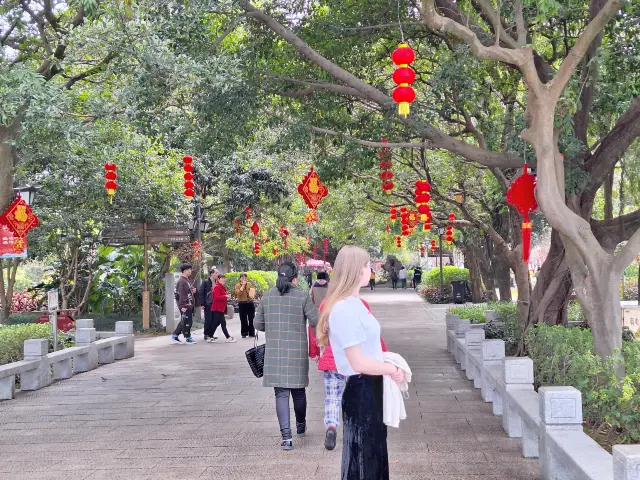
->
[225,271,271,299]
[423,266,469,289]
[526,324,640,446]
[448,304,486,324]
[0,323,52,365]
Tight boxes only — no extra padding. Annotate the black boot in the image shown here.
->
[296,421,306,437]
[325,427,337,450]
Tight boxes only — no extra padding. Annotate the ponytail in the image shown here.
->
[276,262,298,296]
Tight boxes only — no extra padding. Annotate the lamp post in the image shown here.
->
[437,227,445,295]
[13,185,38,205]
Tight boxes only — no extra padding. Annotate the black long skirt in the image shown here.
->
[341,374,389,480]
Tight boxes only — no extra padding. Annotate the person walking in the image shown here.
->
[413,267,422,290]
[171,263,197,345]
[316,245,405,480]
[210,275,237,343]
[199,267,219,342]
[310,271,330,306]
[254,262,319,451]
[235,273,256,339]
[308,298,388,451]
[390,269,398,290]
[399,266,408,289]
[369,268,376,291]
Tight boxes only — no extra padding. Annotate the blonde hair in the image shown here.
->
[317,245,370,346]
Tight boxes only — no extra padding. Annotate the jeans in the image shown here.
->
[239,302,255,337]
[401,279,407,289]
[274,387,307,440]
[324,371,346,428]
[391,280,398,289]
[173,309,193,338]
[211,311,230,339]
[203,308,214,338]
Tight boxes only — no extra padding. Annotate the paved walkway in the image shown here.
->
[0,289,538,480]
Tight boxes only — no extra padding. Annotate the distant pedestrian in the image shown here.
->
[254,262,319,451]
[369,268,376,291]
[305,271,314,289]
[235,273,256,339]
[310,271,330,306]
[413,267,422,290]
[200,267,219,342]
[390,269,399,290]
[172,263,197,345]
[399,267,408,289]
[210,275,237,343]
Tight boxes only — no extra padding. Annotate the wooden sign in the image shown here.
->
[622,307,640,334]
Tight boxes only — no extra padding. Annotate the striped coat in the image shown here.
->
[254,287,320,388]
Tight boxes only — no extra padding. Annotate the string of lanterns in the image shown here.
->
[379,140,394,194]
[104,162,118,203]
[391,44,416,117]
[182,156,194,199]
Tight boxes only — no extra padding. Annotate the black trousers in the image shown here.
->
[173,309,193,338]
[203,308,214,338]
[211,311,230,339]
[341,375,388,480]
[391,279,398,289]
[401,279,407,289]
[369,279,375,290]
[413,277,421,289]
[239,302,255,337]
[274,387,307,440]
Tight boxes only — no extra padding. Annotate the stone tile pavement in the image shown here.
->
[0,288,539,479]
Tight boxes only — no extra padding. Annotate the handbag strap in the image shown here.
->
[254,331,259,349]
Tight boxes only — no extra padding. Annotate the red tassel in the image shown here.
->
[521,213,532,263]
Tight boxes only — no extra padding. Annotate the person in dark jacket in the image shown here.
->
[413,267,422,290]
[211,275,237,343]
[199,267,219,342]
[310,271,329,307]
[172,264,197,345]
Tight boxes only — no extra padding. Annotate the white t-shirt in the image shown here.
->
[329,296,383,376]
[398,269,407,280]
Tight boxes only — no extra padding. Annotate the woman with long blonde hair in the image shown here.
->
[318,246,404,480]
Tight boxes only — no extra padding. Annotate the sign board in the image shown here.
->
[47,289,59,312]
[622,307,640,335]
[102,223,190,246]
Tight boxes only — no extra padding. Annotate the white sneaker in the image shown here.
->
[207,338,217,343]
[226,337,237,343]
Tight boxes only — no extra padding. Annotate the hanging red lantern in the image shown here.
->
[449,213,456,222]
[254,241,261,255]
[298,166,329,220]
[431,239,437,252]
[379,140,394,194]
[182,156,194,198]
[250,221,260,238]
[104,162,118,203]
[390,205,397,223]
[273,247,279,256]
[245,206,252,221]
[322,237,329,263]
[391,44,416,117]
[414,179,431,221]
[506,163,538,263]
[279,226,290,249]
[395,236,402,248]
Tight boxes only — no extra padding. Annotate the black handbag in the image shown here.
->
[245,332,265,378]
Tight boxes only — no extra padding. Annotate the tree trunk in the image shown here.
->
[0,259,20,322]
[604,171,614,220]
[479,259,497,301]
[637,263,639,305]
[464,248,483,303]
[0,126,16,213]
[495,259,512,301]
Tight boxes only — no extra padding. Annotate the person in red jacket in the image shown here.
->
[210,275,236,343]
[308,298,388,451]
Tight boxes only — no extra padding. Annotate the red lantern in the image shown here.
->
[245,206,252,221]
[279,226,290,249]
[273,247,279,256]
[449,213,456,222]
[104,162,118,202]
[254,241,261,255]
[391,44,417,117]
[250,221,260,237]
[182,156,195,199]
[414,179,431,221]
[395,236,402,248]
[431,239,437,252]
[379,140,394,195]
[506,163,538,262]
[390,205,397,223]
[322,237,329,263]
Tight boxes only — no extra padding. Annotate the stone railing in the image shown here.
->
[445,312,640,480]
[0,320,134,401]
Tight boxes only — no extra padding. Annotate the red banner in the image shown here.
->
[0,224,27,258]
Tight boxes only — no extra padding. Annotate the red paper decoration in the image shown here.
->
[279,226,290,249]
[304,210,319,225]
[431,239,437,252]
[254,241,261,255]
[390,205,397,223]
[322,237,329,263]
[379,140,394,194]
[506,163,538,263]
[391,44,416,117]
[273,247,279,256]
[395,236,402,248]
[250,221,260,237]
[104,162,118,202]
[0,196,39,254]
[298,166,328,210]
[192,241,200,261]
[182,156,195,198]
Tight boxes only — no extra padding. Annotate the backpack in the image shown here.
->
[174,283,180,302]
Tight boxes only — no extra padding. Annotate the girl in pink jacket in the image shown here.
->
[308,298,387,450]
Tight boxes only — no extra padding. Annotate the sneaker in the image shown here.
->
[171,335,182,344]
[185,337,197,345]
[206,338,216,343]
[281,439,293,451]
[324,427,337,451]
[296,422,306,437]
[203,335,209,341]
[242,336,247,339]
[226,337,237,343]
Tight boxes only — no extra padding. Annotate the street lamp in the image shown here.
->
[437,226,445,295]
[13,185,38,205]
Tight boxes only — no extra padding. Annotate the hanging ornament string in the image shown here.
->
[396,0,405,42]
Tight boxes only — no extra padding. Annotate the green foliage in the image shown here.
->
[0,324,52,365]
[224,271,271,300]
[448,304,486,324]
[526,325,640,446]
[568,300,586,323]
[424,266,469,289]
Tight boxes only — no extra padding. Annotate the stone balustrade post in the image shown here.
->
[480,339,505,403]
[502,357,534,438]
[484,310,501,324]
[21,339,51,391]
[539,386,583,480]
[453,319,470,364]
[613,445,640,480]
[74,327,98,373]
[114,321,135,360]
[464,328,485,381]
[445,314,460,353]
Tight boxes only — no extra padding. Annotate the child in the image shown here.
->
[308,298,387,451]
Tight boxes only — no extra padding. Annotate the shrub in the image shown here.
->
[0,323,52,365]
[225,271,270,300]
[567,300,586,323]
[526,324,640,446]
[10,290,42,313]
[418,286,451,304]
[448,304,486,324]
[7,313,41,325]
[424,266,469,290]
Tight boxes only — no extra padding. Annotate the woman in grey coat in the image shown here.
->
[254,262,319,451]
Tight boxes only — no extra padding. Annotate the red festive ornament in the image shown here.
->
[431,239,437,252]
[395,236,402,248]
[414,179,431,221]
[254,241,261,255]
[250,221,260,237]
[0,196,39,253]
[273,247,279,256]
[234,219,242,235]
[390,205,397,223]
[506,163,538,263]
[391,44,416,117]
[104,162,118,203]
[182,156,195,198]
[322,237,329,263]
[406,209,420,229]
[449,213,456,222]
[245,206,252,221]
[279,226,290,249]
[192,240,201,261]
[298,166,328,210]
[379,140,394,194]
[304,210,319,225]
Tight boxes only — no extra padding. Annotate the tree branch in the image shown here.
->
[473,0,519,49]
[549,0,626,101]
[309,125,431,149]
[270,76,368,99]
[64,52,118,89]
[514,1,527,47]
[614,228,640,275]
